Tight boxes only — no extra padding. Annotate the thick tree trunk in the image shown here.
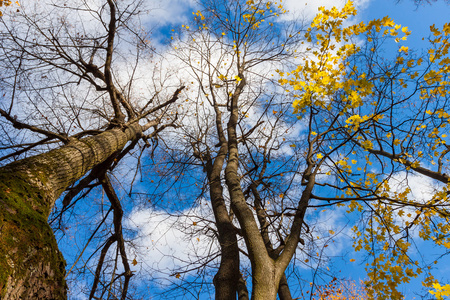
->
[211,195,240,300]
[251,259,278,300]
[206,153,240,300]
[278,274,293,300]
[251,185,293,300]
[0,122,145,299]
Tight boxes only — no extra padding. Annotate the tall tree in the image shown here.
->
[280,1,450,298]
[0,0,183,298]
[167,0,310,298]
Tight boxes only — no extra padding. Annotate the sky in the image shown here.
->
[2,0,449,299]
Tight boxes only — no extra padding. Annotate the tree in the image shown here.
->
[164,1,322,299]
[0,0,183,298]
[279,1,450,298]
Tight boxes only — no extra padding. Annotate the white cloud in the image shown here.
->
[383,172,443,238]
[142,0,197,27]
[282,0,371,22]
[388,172,440,203]
[125,199,219,283]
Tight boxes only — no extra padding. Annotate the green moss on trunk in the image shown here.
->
[0,171,66,298]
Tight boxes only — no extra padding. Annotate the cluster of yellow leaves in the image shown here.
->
[365,251,420,299]
[347,179,450,298]
[417,24,450,110]
[218,74,227,81]
[283,1,450,299]
[0,0,11,7]
[242,0,287,29]
[279,1,410,115]
[192,10,205,21]
[345,114,383,133]
[351,207,423,299]
[429,283,450,300]
[377,181,450,245]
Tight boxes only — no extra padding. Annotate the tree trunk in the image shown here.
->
[224,76,281,300]
[207,154,240,300]
[278,274,293,300]
[251,260,278,300]
[0,122,145,299]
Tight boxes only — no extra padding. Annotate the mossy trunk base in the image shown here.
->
[0,173,66,299]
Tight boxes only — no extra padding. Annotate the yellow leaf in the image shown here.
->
[399,45,409,53]
[361,140,373,150]
[132,258,138,266]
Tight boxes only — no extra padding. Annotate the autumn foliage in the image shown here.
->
[280,1,450,299]
[0,0,17,16]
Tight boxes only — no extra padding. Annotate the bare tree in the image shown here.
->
[161,1,311,298]
[0,0,183,298]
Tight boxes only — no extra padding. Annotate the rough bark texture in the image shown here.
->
[251,185,293,300]
[206,151,240,300]
[0,123,144,299]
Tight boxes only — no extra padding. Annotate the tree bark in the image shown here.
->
[278,274,293,300]
[206,152,241,300]
[0,122,146,299]
[224,75,280,300]
[251,184,293,300]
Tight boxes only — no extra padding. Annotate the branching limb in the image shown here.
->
[0,108,69,143]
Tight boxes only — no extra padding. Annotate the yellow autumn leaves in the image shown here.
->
[0,0,19,16]
[279,1,410,114]
[279,1,413,116]
[280,2,450,299]
[430,283,450,300]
